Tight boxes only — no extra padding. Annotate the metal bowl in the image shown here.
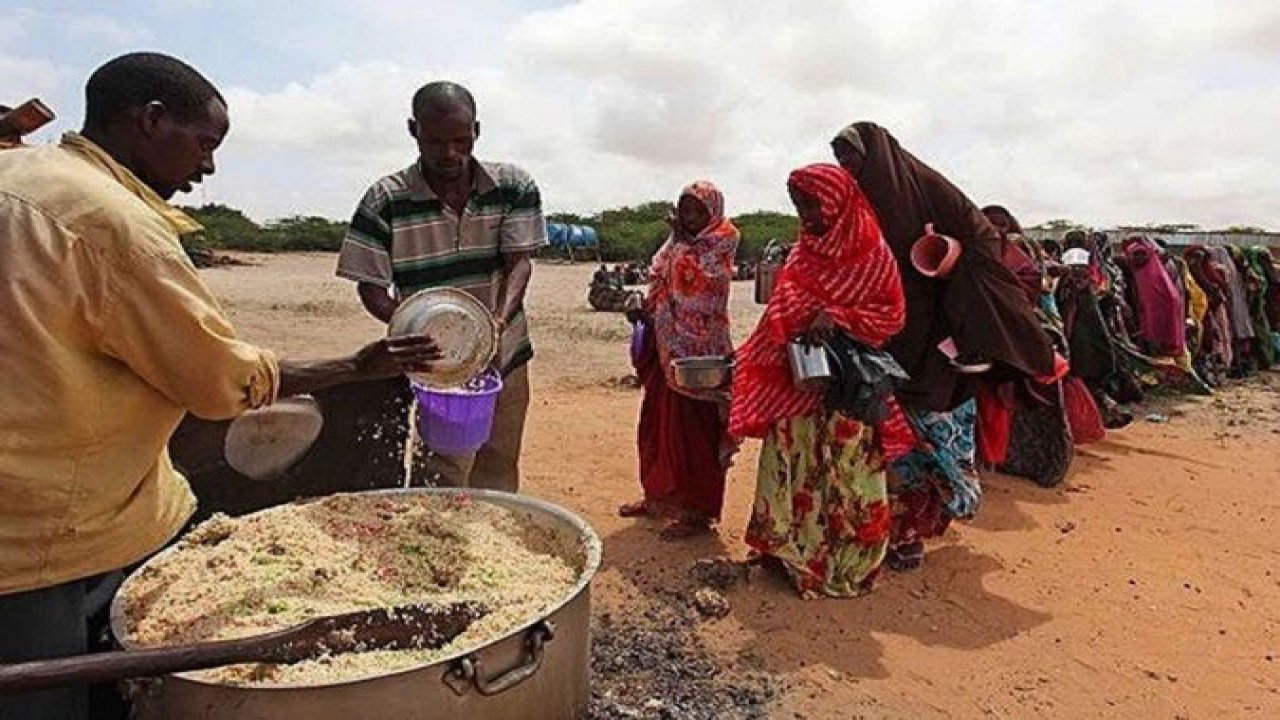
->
[671,356,732,390]
[388,288,498,389]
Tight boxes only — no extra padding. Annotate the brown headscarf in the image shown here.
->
[833,122,1054,411]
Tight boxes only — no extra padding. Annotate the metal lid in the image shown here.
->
[388,288,498,388]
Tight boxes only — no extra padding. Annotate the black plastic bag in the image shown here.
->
[822,333,910,424]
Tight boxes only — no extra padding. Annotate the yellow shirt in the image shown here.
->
[0,133,279,595]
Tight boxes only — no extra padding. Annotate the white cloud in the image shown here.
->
[18,0,1280,229]
[64,14,154,46]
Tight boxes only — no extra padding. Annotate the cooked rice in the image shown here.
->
[119,493,581,686]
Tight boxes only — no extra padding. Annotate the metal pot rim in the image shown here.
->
[109,488,603,691]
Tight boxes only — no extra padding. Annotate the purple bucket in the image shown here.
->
[412,371,504,456]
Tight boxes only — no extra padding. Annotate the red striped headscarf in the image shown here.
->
[729,164,911,457]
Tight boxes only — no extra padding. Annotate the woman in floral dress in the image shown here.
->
[730,164,910,598]
[620,181,739,539]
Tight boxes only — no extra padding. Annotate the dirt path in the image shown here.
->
[204,255,1280,719]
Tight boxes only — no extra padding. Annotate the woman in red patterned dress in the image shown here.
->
[619,181,739,539]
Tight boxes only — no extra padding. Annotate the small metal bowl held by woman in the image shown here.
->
[671,356,732,391]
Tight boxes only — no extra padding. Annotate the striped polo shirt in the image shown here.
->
[336,159,546,375]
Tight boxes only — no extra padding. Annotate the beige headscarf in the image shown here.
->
[833,123,866,159]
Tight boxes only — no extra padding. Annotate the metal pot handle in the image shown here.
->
[443,621,555,697]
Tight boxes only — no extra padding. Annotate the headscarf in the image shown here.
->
[1122,236,1186,357]
[980,205,1024,236]
[1184,246,1227,307]
[833,122,1053,410]
[647,181,740,397]
[1210,245,1255,340]
[1243,246,1276,367]
[1184,246,1234,371]
[730,164,910,457]
[981,205,1042,305]
[1249,246,1280,327]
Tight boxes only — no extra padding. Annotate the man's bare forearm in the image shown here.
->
[278,356,366,398]
[496,253,533,324]
[358,282,400,325]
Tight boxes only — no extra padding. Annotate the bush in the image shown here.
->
[547,205,796,263]
[180,204,346,252]
[181,201,796,260]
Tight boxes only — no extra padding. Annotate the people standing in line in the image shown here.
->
[830,122,1055,569]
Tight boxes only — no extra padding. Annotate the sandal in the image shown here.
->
[886,541,925,572]
[660,518,712,540]
[617,500,651,518]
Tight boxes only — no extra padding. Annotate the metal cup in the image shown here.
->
[754,263,778,304]
[786,340,832,391]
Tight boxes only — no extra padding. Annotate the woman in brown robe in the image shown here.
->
[831,122,1056,569]
[831,122,1055,411]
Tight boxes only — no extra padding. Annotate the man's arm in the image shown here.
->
[494,170,545,329]
[338,184,397,322]
[278,335,439,397]
[494,251,534,329]
[358,282,400,325]
[97,245,440,420]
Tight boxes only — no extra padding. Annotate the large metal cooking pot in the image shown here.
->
[110,489,602,720]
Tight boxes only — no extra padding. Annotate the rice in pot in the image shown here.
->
[119,493,580,686]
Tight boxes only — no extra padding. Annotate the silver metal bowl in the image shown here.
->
[388,288,498,389]
[671,356,732,390]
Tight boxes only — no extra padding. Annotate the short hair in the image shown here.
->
[84,52,223,128]
[411,81,476,120]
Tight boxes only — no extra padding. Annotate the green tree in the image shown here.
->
[266,216,346,251]
[1029,219,1084,233]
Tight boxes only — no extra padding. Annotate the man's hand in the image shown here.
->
[665,206,692,243]
[277,335,442,398]
[354,335,443,380]
[804,309,836,345]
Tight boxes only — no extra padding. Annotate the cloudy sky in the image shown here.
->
[4,0,1279,228]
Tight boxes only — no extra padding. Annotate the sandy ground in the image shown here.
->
[203,254,1280,719]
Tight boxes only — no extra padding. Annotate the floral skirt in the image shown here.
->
[887,400,980,560]
[745,412,890,599]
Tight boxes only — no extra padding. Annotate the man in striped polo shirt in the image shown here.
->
[336,81,546,492]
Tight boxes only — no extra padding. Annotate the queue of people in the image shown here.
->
[3,47,1278,720]
[618,124,1280,600]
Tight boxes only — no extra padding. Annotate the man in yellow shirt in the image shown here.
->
[0,53,439,719]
